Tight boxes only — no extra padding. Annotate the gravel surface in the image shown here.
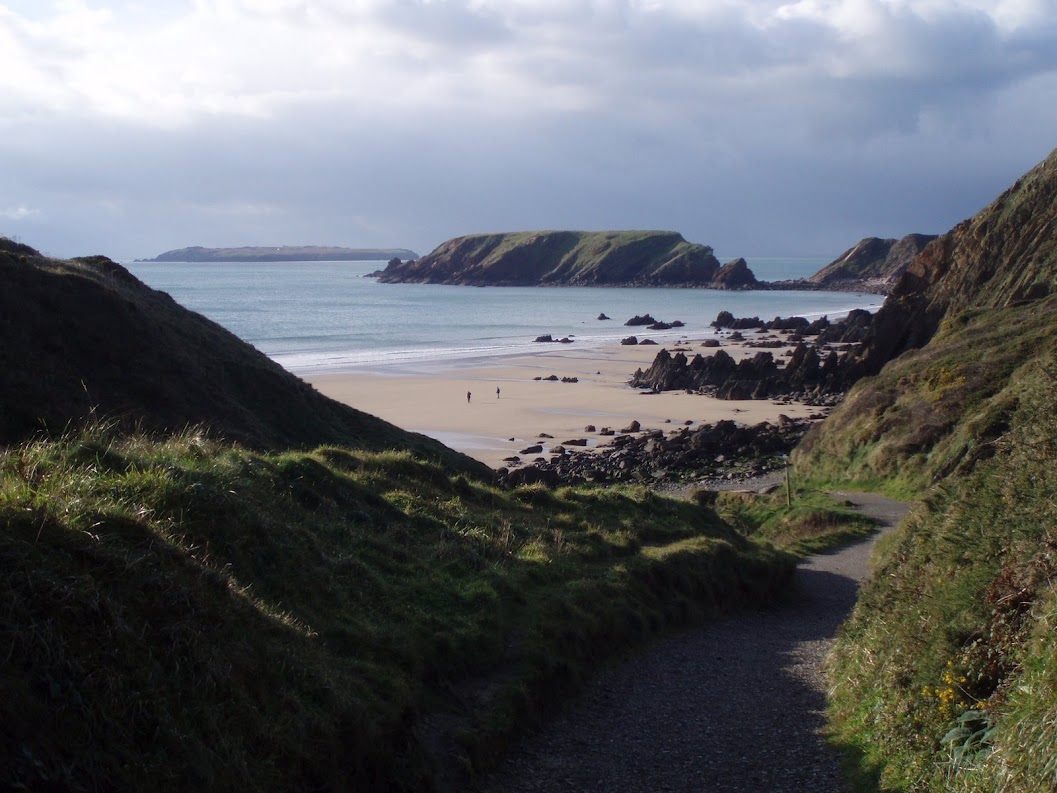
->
[477,492,911,793]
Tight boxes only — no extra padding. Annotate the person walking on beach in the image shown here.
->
[467,391,472,404]
[496,386,501,399]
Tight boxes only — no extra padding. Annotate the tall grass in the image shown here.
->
[826,365,1057,792]
[1,423,794,791]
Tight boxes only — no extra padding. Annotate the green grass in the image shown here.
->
[794,295,1057,497]
[1,424,795,791]
[711,486,880,557]
[825,365,1057,792]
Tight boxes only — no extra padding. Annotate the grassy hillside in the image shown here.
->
[791,148,1057,790]
[825,365,1057,792]
[376,230,725,286]
[0,243,479,475]
[1,425,794,791]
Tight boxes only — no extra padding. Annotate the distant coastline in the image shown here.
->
[136,244,419,263]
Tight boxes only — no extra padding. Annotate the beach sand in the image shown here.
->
[307,335,821,470]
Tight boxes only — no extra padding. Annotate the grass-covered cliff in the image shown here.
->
[376,230,742,287]
[793,147,1057,791]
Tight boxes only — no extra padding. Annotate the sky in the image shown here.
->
[1,0,1056,261]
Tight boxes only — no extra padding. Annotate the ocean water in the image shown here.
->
[123,258,882,375]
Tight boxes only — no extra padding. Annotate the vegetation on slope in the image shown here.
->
[1,425,794,792]
[0,243,478,474]
[826,366,1057,792]
[790,147,1057,791]
[376,230,728,286]
[795,295,1057,495]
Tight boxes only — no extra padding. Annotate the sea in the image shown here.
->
[122,258,883,376]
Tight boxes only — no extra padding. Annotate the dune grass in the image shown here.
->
[1,423,794,791]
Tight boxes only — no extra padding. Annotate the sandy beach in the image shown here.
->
[308,333,822,470]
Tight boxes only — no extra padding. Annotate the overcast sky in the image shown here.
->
[1,0,1055,261]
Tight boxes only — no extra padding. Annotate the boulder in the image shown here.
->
[625,314,657,326]
[597,313,611,320]
[621,336,638,345]
[533,334,554,343]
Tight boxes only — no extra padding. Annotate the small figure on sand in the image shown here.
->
[467,391,472,403]
[496,386,501,399]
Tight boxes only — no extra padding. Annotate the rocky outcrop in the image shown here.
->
[712,258,759,289]
[633,310,876,401]
[625,314,657,326]
[375,230,762,287]
[501,416,814,487]
[807,234,937,292]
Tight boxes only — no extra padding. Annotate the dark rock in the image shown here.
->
[711,257,759,289]
[520,444,544,454]
[621,420,641,432]
[625,314,657,326]
[701,339,721,348]
[584,424,596,432]
[639,338,658,345]
[534,334,554,343]
[538,433,554,438]
[597,313,611,320]
[621,336,638,345]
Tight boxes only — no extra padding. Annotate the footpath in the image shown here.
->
[477,492,911,793]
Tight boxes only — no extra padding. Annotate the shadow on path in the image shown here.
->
[476,494,910,793]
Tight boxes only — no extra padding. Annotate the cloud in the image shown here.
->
[0,0,1055,259]
[0,205,40,220]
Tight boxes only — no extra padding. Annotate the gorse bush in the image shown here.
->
[1,424,795,792]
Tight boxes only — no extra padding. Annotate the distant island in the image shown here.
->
[374,230,759,288]
[374,229,938,292]
[137,245,419,263]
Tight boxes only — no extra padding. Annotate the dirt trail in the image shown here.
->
[477,492,911,793]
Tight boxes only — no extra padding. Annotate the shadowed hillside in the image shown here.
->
[0,240,483,474]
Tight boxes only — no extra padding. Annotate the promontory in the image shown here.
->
[375,230,758,288]
[139,245,419,263]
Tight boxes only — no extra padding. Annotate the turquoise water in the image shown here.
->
[123,258,881,374]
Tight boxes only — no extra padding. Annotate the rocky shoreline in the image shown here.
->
[498,308,883,490]
[498,412,823,489]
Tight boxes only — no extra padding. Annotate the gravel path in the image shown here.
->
[477,492,911,793]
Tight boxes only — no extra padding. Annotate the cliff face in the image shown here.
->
[376,230,748,287]
[0,243,485,473]
[807,233,937,292]
[824,148,1057,379]
[798,146,1057,481]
